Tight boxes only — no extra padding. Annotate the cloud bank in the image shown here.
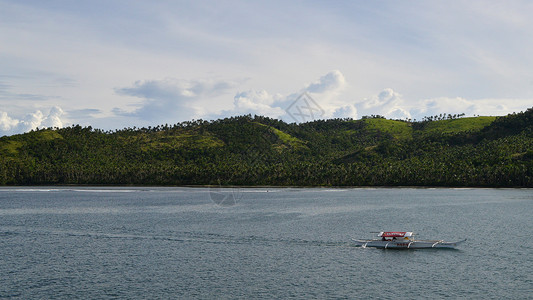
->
[111,70,531,127]
[2,70,531,136]
[114,78,238,124]
[0,107,64,136]
[214,70,531,123]
[356,88,531,121]
[218,70,355,123]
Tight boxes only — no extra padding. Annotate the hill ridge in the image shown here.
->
[0,108,531,186]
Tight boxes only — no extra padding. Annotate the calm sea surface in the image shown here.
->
[0,187,531,299]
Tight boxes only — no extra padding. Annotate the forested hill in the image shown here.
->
[1,108,532,187]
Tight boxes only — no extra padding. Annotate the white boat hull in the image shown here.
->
[352,239,466,249]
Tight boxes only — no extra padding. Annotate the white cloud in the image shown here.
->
[303,70,349,119]
[305,70,346,94]
[355,88,533,121]
[217,70,352,123]
[115,78,237,124]
[388,107,412,120]
[117,78,235,100]
[412,97,477,119]
[0,112,18,132]
[361,88,401,110]
[232,90,285,118]
[411,97,531,119]
[41,106,64,128]
[332,104,358,119]
[0,106,64,136]
[356,88,412,120]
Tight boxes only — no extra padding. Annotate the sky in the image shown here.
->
[1,0,533,136]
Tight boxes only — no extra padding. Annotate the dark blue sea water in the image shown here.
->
[0,187,531,299]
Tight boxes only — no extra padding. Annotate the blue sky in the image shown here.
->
[1,0,532,135]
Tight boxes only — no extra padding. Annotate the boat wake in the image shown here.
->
[2,227,351,248]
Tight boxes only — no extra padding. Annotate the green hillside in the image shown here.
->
[362,118,413,140]
[420,116,497,135]
[253,122,308,151]
[0,108,532,187]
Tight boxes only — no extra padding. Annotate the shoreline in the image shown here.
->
[0,184,530,189]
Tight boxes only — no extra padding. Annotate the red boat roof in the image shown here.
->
[379,232,413,237]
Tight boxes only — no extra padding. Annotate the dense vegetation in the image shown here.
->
[1,108,532,187]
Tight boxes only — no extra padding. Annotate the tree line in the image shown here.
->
[0,108,532,187]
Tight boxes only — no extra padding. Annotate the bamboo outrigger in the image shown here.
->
[352,232,466,249]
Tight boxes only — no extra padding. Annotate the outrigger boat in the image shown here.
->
[352,232,466,249]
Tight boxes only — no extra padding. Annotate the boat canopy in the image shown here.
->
[379,232,413,237]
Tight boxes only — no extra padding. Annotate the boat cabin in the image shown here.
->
[378,231,413,241]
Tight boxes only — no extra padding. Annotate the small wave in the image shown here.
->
[68,189,140,193]
[0,231,18,237]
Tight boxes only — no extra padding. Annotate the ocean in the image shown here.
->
[1,187,531,299]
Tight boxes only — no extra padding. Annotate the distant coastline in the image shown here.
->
[1,108,532,187]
